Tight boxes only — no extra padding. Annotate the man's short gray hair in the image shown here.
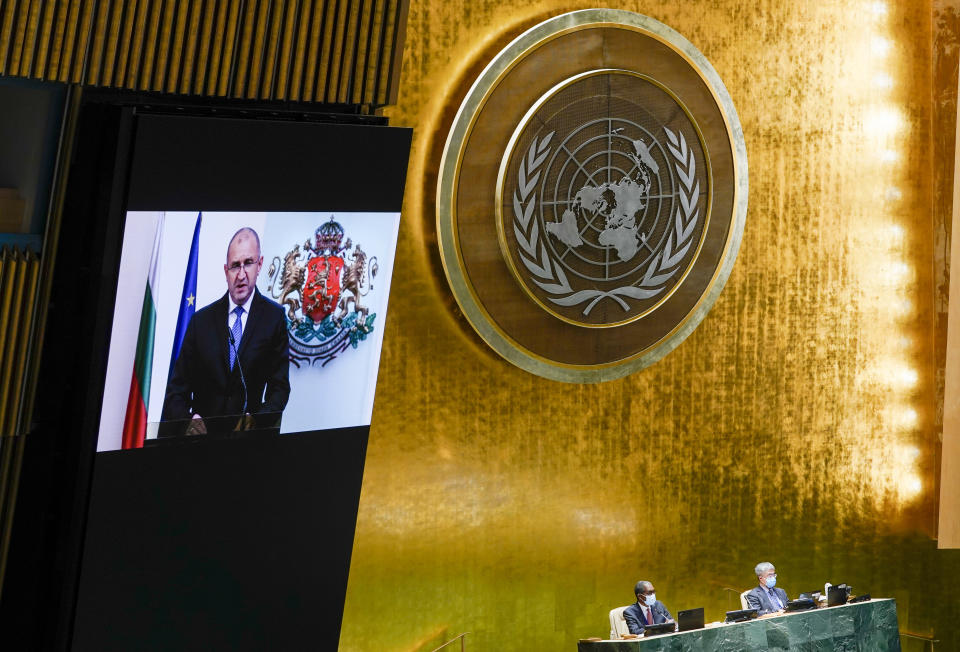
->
[755,562,775,577]
[634,580,652,597]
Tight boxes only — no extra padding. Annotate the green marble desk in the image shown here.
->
[578,599,900,651]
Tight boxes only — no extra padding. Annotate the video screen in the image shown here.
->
[96,210,400,451]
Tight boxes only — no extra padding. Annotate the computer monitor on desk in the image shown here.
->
[724,609,758,623]
[677,608,705,632]
[642,622,675,636]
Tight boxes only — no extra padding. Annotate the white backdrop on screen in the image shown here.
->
[96,211,399,451]
[97,211,162,452]
[260,212,400,434]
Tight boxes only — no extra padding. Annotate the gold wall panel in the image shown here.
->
[0,245,40,596]
[0,0,408,107]
[340,0,959,650]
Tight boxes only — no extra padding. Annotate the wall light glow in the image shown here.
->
[882,406,918,429]
[899,474,923,499]
[868,1,889,18]
[872,74,893,91]
[864,106,904,134]
[892,366,919,388]
[885,187,902,200]
[880,149,898,163]
[870,36,892,57]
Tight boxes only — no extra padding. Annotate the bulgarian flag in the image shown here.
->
[120,216,165,449]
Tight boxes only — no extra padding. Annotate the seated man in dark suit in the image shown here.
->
[745,561,789,615]
[623,580,674,635]
[161,227,289,434]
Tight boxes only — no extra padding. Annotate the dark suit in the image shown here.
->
[161,289,290,429]
[623,600,673,635]
[745,585,789,615]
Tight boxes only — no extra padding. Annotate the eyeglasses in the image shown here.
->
[228,259,259,273]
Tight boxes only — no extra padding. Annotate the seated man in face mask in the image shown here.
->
[623,580,674,635]
[745,561,789,615]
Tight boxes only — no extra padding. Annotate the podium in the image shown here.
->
[578,599,901,651]
[145,411,283,443]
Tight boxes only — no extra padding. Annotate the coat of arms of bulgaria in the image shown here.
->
[266,217,378,367]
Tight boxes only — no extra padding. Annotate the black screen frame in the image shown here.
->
[1,90,411,651]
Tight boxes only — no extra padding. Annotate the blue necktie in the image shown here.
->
[229,306,244,370]
[768,588,782,610]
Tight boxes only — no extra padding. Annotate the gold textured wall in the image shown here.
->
[341,1,960,650]
[0,0,408,106]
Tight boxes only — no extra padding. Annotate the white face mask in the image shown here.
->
[644,593,656,606]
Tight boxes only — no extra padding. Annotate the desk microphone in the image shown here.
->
[227,327,248,415]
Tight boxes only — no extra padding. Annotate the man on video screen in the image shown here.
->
[161,227,290,433]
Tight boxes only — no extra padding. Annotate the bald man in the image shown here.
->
[161,227,289,431]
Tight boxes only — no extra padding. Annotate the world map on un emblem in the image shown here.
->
[498,70,711,328]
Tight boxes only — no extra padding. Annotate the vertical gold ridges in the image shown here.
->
[163,0,187,93]
[7,0,30,75]
[112,0,138,87]
[215,0,239,96]
[9,250,37,438]
[323,0,346,103]
[124,0,150,88]
[0,251,6,433]
[273,0,298,100]
[137,0,162,90]
[0,431,26,604]
[20,0,41,76]
[0,246,37,605]
[0,0,16,75]
[258,0,285,99]
[150,0,173,91]
[30,0,55,78]
[0,250,39,436]
[176,0,199,95]
[287,0,312,101]
[58,0,84,82]
[231,0,257,98]
[69,0,94,81]
[248,0,267,97]
[191,0,215,95]
[99,0,125,86]
[0,0,408,107]
[334,0,358,103]
[0,247,28,437]
[370,0,390,106]
[372,0,396,106]
[84,0,109,85]
[382,0,406,106]
[355,0,378,106]
[354,0,376,105]
[44,0,69,80]
[302,0,326,101]
[340,0,363,104]
[200,0,223,95]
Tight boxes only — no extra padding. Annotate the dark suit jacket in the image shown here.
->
[745,585,789,615]
[161,289,290,426]
[623,600,673,635]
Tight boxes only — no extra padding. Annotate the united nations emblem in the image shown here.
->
[436,9,748,382]
[498,70,708,327]
[266,217,379,367]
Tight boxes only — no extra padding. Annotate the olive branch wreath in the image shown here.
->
[512,127,700,316]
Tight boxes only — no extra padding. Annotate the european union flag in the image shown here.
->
[169,213,201,377]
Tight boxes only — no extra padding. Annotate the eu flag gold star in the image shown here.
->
[187,294,195,307]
